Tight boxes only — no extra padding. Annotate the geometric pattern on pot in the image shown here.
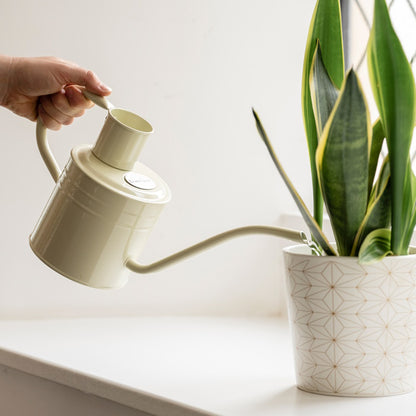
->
[283,245,416,397]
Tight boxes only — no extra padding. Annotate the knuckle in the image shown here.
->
[51,91,67,107]
[39,106,61,130]
[86,69,96,80]
[63,117,74,126]
[74,109,86,118]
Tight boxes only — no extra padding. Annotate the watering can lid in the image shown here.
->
[72,145,171,204]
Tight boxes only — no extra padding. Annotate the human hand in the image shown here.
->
[0,55,111,130]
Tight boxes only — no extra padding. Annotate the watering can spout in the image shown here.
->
[125,226,308,274]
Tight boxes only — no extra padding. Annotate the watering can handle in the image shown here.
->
[35,91,114,182]
[36,119,61,182]
[125,225,309,274]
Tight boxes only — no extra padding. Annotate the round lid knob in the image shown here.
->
[124,172,156,190]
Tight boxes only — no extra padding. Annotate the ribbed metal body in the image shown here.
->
[30,145,170,288]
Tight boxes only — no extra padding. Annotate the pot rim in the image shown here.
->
[283,243,416,259]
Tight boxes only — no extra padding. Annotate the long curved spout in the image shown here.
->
[125,225,307,274]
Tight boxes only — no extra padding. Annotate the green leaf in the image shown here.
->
[368,118,385,197]
[358,228,392,264]
[316,70,370,256]
[401,161,416,250]
[369,155,391,202]
[367,0,416,254]
[252,109,336,256]
[351,157,391,255]
[309,42,340,138]
[302,0,344,228]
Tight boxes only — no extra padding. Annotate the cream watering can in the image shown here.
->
[30,91,309,289]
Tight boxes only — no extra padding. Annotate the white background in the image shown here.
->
[0,0,315,319]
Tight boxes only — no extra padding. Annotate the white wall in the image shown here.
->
[0,0,315,319]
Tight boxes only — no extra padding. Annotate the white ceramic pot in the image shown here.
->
[283,244,416,397]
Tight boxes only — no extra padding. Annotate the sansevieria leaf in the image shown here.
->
[367,0,416,254]
[368,119,385,197]
[309,42,339,138]
[316,70,370,256]
[358,228,392,264]
[302,0,344,229]
[351,157,391,255]
[401,161,416,250]
[252,109,336,256]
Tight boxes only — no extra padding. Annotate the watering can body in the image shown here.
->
[30,93,171,288]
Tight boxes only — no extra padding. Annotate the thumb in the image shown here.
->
[59,64,112,96]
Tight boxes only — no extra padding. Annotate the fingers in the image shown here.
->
[38,105,63,131]
[38,85,94,130]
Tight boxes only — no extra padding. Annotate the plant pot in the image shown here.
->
[283,244,416,397]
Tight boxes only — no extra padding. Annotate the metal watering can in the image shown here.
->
[30,92,307,289]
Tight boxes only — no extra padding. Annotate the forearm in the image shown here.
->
[0,54,14,107]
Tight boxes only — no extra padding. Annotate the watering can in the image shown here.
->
[30,91,308,289]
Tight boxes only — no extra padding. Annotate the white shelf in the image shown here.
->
[0,317,415,415]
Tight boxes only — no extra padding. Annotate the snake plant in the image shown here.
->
[254,0,416,263]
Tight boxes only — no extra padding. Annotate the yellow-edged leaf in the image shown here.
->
[253,109,336,256]
[302,0,344,228]
[351,157,390,255]
[367,0,416,254]
[358,228,392,264]
[316,70,370,256]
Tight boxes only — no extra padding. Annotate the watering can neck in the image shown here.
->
[92,108,154,171]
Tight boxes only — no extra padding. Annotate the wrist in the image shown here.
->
[0,55,14,107]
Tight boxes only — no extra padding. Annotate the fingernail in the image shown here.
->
[99,83,112,93]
